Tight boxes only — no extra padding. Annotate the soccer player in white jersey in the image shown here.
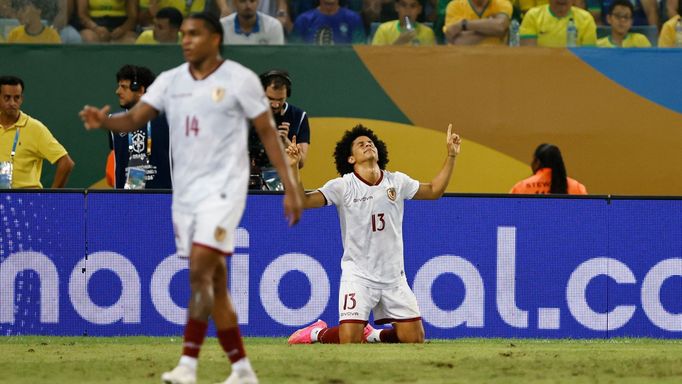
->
[286,124,461,344]
[79,12,303,384]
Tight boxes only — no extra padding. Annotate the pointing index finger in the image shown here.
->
[447,123,452,141]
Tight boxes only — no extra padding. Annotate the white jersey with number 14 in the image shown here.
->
[141,61,269,214]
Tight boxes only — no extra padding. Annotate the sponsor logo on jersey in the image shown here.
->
[215,226,227,242]
[353,196,374,203]
[387,187,397,201]
[212,87,225,102]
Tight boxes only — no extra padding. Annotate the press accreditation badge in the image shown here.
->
[0,161,13,189]
[124,166,146,190]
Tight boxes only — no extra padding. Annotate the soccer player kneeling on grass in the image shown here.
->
[286,124,461,344]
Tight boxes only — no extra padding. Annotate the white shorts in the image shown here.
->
[338,279,421,325]
[172,203,243,257]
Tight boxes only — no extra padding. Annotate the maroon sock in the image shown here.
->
[182,318,209,358]
[379,328,400,343]
[217,327,247,363]
[318,326,340,344]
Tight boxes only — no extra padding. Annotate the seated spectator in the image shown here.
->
[443,0,511,45]
[221,0,284,44]
[597,0,651,47]
[137,0,205,27]
[217,0,294,32]
[135,6,182,43]
[52,0,83,43]
[372,0,435,45]
[8,0,61,43]
[510,143,587,194]
[291,0,366,44]
[520,0,596,46]
[658,13,681,47]
[77,0,138,43]
[600,0,657,27]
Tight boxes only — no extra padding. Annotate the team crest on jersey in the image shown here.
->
[387,187,397,201]
[215,226,227,242]
[212,87,225,102]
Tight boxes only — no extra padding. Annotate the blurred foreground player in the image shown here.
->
[80,12,303,384]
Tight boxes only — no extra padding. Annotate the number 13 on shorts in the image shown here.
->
[343,293,356,310]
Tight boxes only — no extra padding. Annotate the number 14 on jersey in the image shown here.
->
[185,116,199,137]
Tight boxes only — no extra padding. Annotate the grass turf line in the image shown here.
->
[1,337,682,383]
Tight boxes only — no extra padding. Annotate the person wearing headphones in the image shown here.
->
[248,69,311,190]
[107,64,172,189]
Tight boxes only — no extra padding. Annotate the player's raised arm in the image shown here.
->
[79,101,158,133]
[413,123,462,200]
[252,110,303,225]
[285,136,327,209]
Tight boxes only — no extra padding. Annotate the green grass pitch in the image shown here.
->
[1,337,682,383]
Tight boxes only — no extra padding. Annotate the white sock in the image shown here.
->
[232,357,254,375]
[310,327,324,343]
[179,355,198,371]
[366,328,382,343]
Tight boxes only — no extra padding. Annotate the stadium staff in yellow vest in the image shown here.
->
[519,0,596,47]
[0,76,74,189]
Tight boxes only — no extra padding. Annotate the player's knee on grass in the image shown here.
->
[395,322,425,343]
[339,323,365,343]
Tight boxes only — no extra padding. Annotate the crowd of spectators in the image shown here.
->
[0,0,680,46]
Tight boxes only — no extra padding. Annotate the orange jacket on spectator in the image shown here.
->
[105,150,115,187]
[510,168,587,194]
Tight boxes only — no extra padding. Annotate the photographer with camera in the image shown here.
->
[248,69,311,190]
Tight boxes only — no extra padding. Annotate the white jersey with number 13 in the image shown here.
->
[319,170,420,289]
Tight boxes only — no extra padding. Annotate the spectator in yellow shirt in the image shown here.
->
[658,14,681,47]
[597,0,651,47]
[520,0,596,46]
[7,0,61,43]
[137,0,204,27]
[135,6,182,44]
[77,0,138,43]
[443,0,512,45]
[0,76,74,188]
[372,0,436,45]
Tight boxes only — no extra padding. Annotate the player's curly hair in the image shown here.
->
[333,125,389,176]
